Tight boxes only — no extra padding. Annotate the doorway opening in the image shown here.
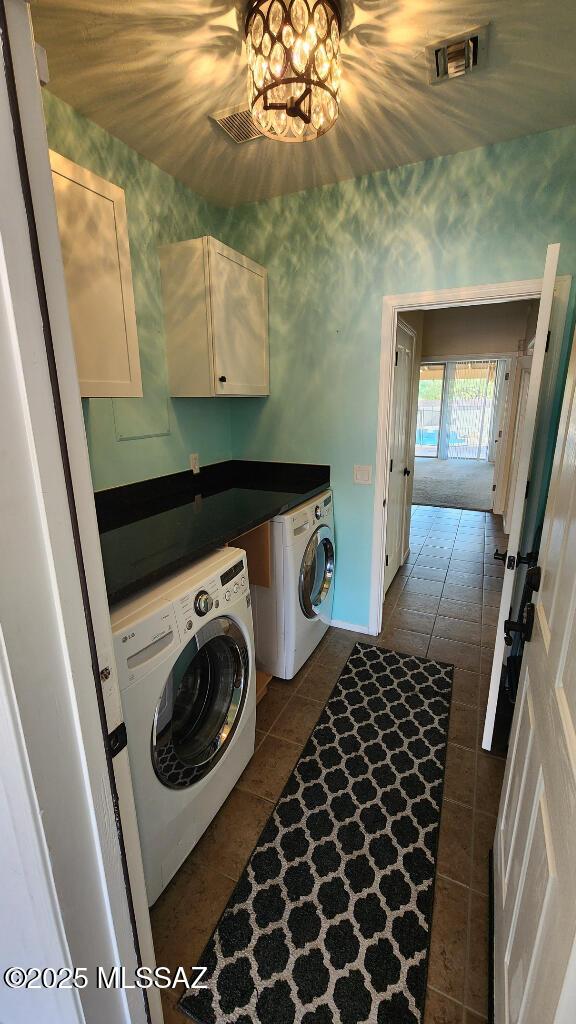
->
[371,274,571,646]
[414,357,506,511]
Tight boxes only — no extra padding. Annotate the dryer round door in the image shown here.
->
[299,524,335,620]
[151,616,249,789]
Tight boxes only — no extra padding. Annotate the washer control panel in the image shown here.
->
[173,556,248,634]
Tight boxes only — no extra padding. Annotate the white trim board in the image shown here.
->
[369,275,572,635]
[420,350,520,362]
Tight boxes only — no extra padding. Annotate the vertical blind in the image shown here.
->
[416,359,499,461]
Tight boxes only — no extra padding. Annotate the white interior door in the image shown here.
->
[493,323,576,1024]
[384,320,414,591]
[489,359,509,466]
[482,243,560,751]
[493,357,518,515]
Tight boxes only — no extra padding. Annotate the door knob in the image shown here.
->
[218,375,227,383]
[403,467,411,477]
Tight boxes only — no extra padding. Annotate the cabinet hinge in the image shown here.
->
[395,350,398,366]
[390,458,394,472]
[385,554,389,566]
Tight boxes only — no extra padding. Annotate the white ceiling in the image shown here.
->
[31,0,576,207]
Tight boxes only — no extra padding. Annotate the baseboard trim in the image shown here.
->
[330,619,375,636]
[488,848,495,1024]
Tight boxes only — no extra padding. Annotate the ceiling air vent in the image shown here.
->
[210,104,263,144]
[425,24,489,84]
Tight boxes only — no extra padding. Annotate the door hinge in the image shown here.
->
[525,479,530,499]
[395,350,398,366]
[504,604,535,645]
[492,484,496,492]
[108,722,128,759]
[385,554,389,566]
[390,458,394,472]
[383,498,386,508]
[545,330,551,353]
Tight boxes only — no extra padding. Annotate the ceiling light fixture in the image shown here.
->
[244,0,342,142]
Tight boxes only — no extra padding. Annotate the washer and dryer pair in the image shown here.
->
[111,490,335,905]
[111,547,255,906]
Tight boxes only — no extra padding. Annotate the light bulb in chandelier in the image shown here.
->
[245,0,342,142]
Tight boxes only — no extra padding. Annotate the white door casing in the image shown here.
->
[371,274,570,637]
[482,243,560,751]
[3,3,160,1022]
[493,323,576,1023]
[384,319,415,592]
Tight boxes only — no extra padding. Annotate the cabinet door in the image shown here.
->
[50,151,142,398]
[209,239,269,397]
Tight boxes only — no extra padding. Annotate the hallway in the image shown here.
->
[380,504,507,1021]
[412,458,494,512]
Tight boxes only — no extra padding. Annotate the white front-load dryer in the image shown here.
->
[253,490,335,679]
[111,547,256,906]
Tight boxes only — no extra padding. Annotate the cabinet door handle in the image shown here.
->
[218,375,227,383]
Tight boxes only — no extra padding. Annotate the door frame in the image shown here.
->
[384,315,416,592]
[3,2,161,1021]
[370,276,571,635]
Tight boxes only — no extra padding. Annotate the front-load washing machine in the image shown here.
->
[111,547,256,905]
[252,490,335,679]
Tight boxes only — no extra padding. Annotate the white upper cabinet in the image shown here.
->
[160,236,269,397]
[50,151,142,399]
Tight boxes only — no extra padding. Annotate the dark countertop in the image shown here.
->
[96,460,330,606]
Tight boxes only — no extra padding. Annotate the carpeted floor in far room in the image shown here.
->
[413,458,494,512]
[152,505,507,1024]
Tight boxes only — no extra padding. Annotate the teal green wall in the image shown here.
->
[43,92,234,491]
[44,91,576,627]
[221,127,576,627]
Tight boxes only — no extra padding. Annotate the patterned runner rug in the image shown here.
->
[180,643,453,1024]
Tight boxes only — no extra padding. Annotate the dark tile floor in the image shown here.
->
[151,505,507,1024]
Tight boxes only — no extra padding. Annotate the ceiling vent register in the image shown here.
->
[426,24,489,84]
[210,104,263,144]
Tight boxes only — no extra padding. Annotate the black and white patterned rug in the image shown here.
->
[180,644,453,1024]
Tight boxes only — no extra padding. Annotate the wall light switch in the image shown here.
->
[189,453,200,474]
[354,464,372,485]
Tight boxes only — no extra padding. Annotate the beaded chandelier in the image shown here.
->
[245,0,342,142]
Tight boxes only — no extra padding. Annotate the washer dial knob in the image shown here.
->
[315,505,322,520]
[194,590,213,617]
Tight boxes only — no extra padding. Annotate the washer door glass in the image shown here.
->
[299,525,335,620]
[152,617,248,789]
